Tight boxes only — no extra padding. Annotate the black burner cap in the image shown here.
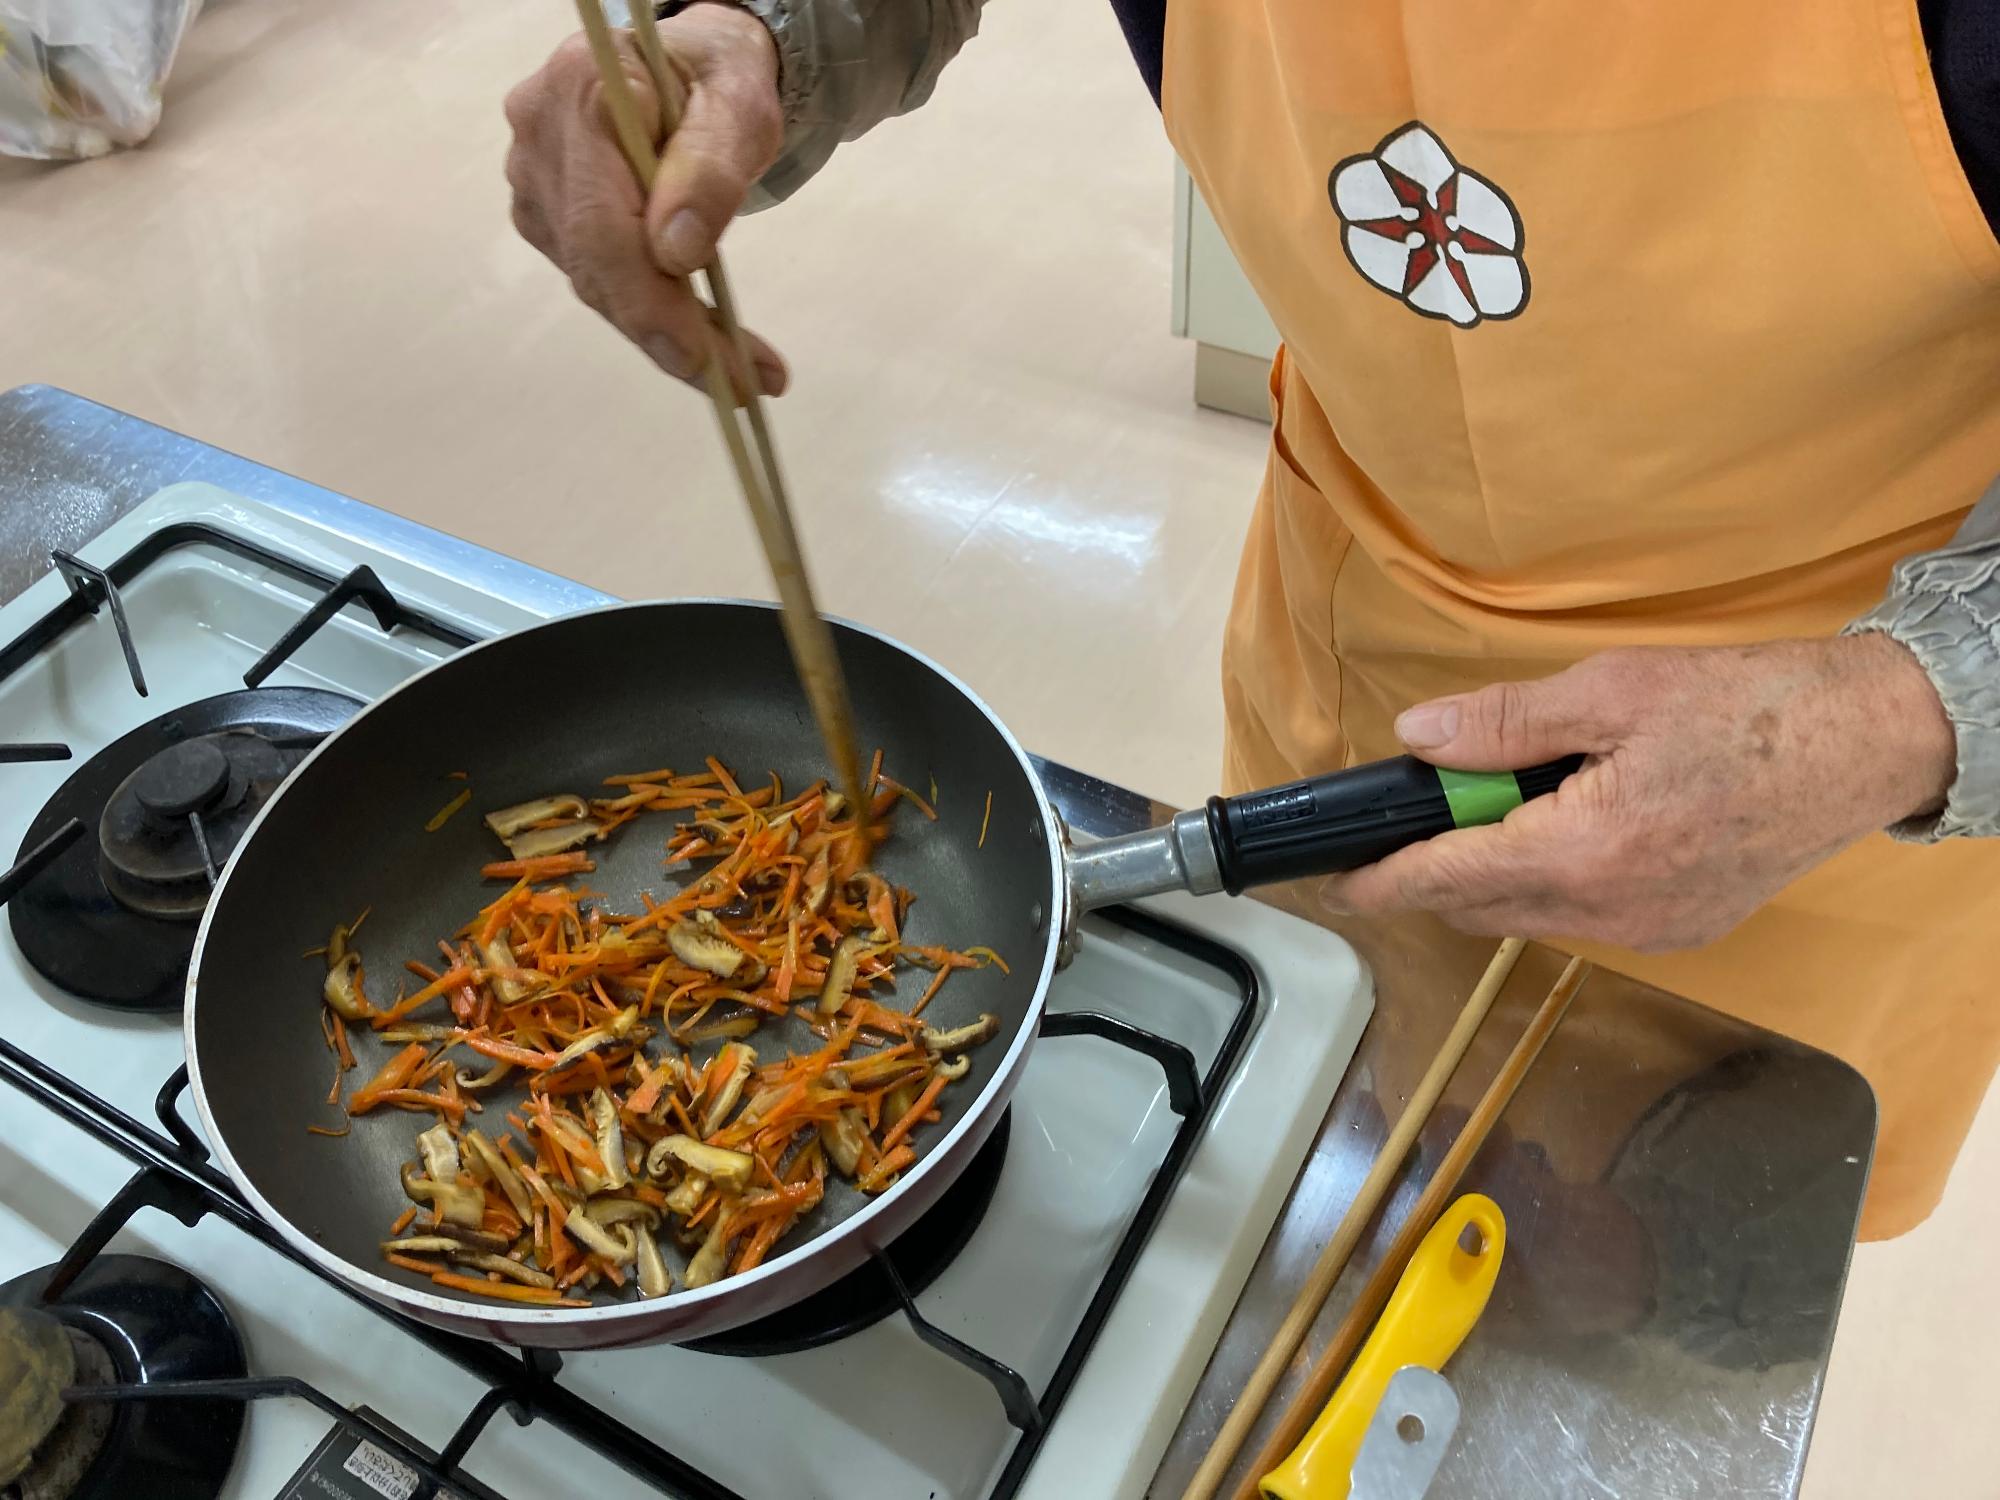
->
[0,1254,246,1500]
[9,687,361,1010]
[131,740,231,823]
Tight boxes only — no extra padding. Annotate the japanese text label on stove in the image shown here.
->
[276,1413,478,1500]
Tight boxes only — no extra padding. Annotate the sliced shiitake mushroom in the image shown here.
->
[382,1234,494,1257]
[668,910,763,982]
[634,1224,673,1298]
[544,1006,649,1076]
[455,1058,516,1092]
[683,1207,733,1289]
[323,950,370,1022]
[647,1135,754,1190]
[589,1088,630,1190]
[461,1128,533,1221]
[700,1043,756,1135]
[399,1162,484,1229]
[666,915,740,979]
[820,1109,869,1177]
[816,935,866,1017]
[662,1170,708,1217]
[562,1206,635,1264]
[540,1110,612,1195]
[504,818,606,862]
[479,929,537,1004]
[450,1252,555,1289]
[378,1023,458,1043]
[587,1196,661,1230]
[922,1014,1000,1053]
[483,794,588,839]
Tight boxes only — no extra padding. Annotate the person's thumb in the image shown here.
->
[1394,666,1623,770]
[644,54,782,277]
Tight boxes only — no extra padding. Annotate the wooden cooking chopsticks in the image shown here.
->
[572,0,870,832]
[1177,937,1527,1500]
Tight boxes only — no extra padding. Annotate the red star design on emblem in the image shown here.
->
[1349,167,1510,305]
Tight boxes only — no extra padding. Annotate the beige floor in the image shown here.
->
[1,0,1991,1494]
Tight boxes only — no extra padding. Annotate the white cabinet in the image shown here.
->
[1172,162,1280,421]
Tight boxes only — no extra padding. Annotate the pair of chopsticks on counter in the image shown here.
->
[571,0,869,827]
[1182,941,1593,1500]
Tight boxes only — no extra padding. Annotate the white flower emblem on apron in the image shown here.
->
[1329,122,1529,327]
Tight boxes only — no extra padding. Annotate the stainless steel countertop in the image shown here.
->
[3,385,1872,1500]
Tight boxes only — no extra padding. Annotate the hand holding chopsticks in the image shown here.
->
[569,0,871,837]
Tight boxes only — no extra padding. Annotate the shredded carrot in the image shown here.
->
[349,1043,426,1110]
[428,1271,588,1307]
[480,851,595,882]
[880,1072,949,1154]
[978,790,993,849]
[874,774,937,820]
[368,968,477,1029]
[857,1145,915,1192]
[461,1033,559,1071]
[625,1060,675,1117]
[425,787,473,832]
[910,965,951,1018]
[306,1122,352,1138]
[321,750,1001,1310]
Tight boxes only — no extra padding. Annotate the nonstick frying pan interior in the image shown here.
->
[189,601,1059,1313]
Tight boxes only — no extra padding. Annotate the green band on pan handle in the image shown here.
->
[1435,768,1524,828]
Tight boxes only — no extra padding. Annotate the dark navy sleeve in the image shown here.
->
[1107,0,1167,106]
[1912,0,1996,230]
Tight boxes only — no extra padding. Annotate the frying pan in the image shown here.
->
[185,601,1576,1349]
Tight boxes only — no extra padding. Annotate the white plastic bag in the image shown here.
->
[0,0,203,159]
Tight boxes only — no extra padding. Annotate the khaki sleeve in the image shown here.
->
[1844,471,2000,841]
[728,0,989,208]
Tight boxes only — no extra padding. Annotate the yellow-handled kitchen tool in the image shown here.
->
[1259,1193,1506,1500]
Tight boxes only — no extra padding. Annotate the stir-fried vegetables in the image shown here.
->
[311,754,1002,1307]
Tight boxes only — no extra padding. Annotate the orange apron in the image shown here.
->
[1164,0,2000,1239]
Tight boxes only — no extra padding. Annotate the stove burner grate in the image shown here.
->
[7,688,360,1010]
[0,526,481,960]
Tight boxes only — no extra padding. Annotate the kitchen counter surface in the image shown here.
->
[2,384,1873,1500]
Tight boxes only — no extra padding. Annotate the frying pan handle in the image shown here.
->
[1205,753,1586,894]
[1064,754,1584,915]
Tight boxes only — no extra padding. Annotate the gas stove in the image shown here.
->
[0,482,1371,1500]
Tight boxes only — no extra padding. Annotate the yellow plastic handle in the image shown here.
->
[1260,1193,1506,1500]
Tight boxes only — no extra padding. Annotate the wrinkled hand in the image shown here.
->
[504,2,788,394]
[1323,636,1957,951]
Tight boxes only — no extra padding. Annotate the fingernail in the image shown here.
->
[658,209,707,272]
[1316,878,1354,916]
[1396,700,1460,749]
[642,334,691,378]
[756,356,788,396]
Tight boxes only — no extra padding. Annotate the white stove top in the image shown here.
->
[0,484,1371,1500]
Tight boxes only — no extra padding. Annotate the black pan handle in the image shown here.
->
[1203,753,1586,895]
